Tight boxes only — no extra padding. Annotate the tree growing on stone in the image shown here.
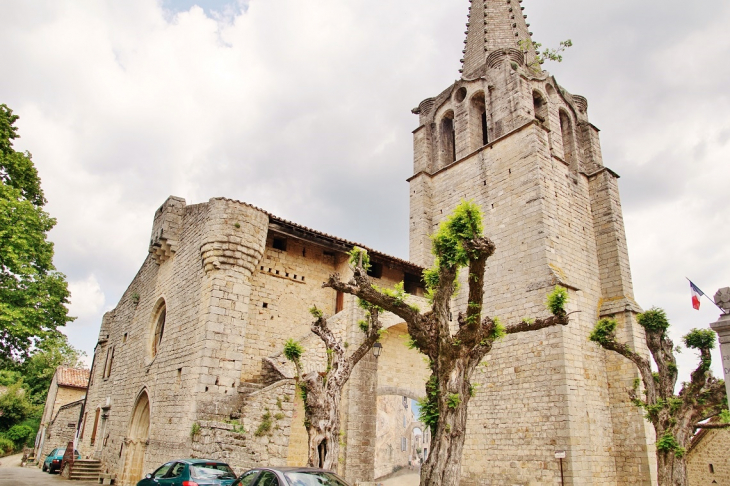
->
[283,287,384,470]
[0,104,73,364]
[323,201,571,486]
[590,308,730,486]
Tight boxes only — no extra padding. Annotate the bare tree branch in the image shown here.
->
[505,312,571,335]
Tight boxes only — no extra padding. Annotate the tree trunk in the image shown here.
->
[656,451,687,486]
[301,373,342,471]
[420,358,475,486]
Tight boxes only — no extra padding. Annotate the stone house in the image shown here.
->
[687,427,730,485]
[35,366,89,461]
[77,1,658,485]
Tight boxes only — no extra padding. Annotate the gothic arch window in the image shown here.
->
[470,92,488,149]
[559,110,577,170]
[440,111,456,166]
[151,300,166,357]
[533,91,548,125]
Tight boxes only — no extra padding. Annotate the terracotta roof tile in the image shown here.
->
[56,366,90,389]
[211,197,424,273]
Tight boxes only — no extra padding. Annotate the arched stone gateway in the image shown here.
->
[370,322,431,481]
[120,391,151,486]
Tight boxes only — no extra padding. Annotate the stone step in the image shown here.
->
[237,382,265,395]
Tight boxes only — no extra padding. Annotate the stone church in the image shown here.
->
[77,1,657,485]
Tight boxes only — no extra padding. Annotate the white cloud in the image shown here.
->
[1,0,729,384]
[68,274,106,321]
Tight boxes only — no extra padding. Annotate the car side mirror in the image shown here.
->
[145,473,152,479]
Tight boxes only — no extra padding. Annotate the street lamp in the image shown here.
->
[372,342,383,358]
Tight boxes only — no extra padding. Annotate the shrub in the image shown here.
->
[0,437,14,455]
[6,424,33,448]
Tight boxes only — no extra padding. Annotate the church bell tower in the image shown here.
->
[408,1,656,484]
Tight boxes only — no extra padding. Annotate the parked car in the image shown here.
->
[232,467,351,486]
[42,447,80,473]
[136,459,237,486]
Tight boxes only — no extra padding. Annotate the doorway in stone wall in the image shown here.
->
[120,391,150,486]
[372,322,430,484]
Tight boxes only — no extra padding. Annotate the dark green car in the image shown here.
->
[136,459,237,486]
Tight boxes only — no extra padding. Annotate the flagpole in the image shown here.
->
[686,277,725,312]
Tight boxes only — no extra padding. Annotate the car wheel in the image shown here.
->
[42,464,47,472]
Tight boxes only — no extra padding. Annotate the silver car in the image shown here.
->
[232,467,351,486]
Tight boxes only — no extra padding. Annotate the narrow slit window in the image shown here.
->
[441,112,456,165]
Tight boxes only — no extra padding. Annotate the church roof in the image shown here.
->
[213,198,424,274]
[55,366,90,389]
[461,0,537,77]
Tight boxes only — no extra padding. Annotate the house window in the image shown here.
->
[404,273,424,296]
[90,408,101,446]
[367,262,383,279]
[401,437,407,451]
[403,396,408,408]
[273,237,287,251]
[335,291,344,314]
[103,346,115,379]
[152,302,166,357]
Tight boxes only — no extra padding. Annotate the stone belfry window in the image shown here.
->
[533,91,548,125]
[470,92,488,149]
[559,110,577,169]
[441,111,456,165]
[152,303,166,357]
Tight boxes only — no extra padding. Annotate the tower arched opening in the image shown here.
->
[440,111,456,167]
[470,92,488,150]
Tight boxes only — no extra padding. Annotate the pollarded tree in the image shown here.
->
[284,291,384,470]
[0,104,73,363]
[324,201,571,486]
[590,308,729,486]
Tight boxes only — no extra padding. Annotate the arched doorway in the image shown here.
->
[121,391,150,486]
[373,323,430,482]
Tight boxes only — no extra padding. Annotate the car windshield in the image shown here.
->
[191,463,236,479]
[284,471,350,486]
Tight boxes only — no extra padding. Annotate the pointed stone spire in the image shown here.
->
[460,0,537,77]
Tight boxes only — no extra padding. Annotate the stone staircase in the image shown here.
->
[69,459,102,482]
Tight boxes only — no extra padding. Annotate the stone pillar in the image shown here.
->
[710,288,730,403]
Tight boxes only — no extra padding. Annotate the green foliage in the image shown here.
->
[656,432,685,457]
[468,383,479,397]
[590,318,617,346]
[447,394,461,409]
[719,409,730,424]
[518,39,573,72]
[20,334,85,403]
[309,306,323,319]
[430,201,483,269]
[226,419,245,434]
[0,105,74,363]
[276,397,283,410]
[255,411,273,437]
[405,335,418,350]
[683,329,716,351]
[488,318,506,341]
[0,437,13,455]
[0,383,35,430]
[5,424,32,448]
[637,308,670,334]
[546,286,568,315]
[348,246,371,271]
[418,377,440,435]
[358,320,369,334]
[283,339,304,363]
[190,422,201,438]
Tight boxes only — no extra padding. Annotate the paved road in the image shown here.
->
[0,459,98,486]
[378,469,420,486]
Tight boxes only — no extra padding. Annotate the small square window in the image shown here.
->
[273,238,287,251]
[367,262,383,279]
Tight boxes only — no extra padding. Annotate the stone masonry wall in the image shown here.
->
[192,380,296,474]
[687,429,730,485]
[42,400,83,460]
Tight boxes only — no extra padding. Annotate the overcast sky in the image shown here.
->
[1,0,729,384]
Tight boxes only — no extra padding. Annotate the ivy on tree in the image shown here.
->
[0,104,74,363]
[325,201,571,486]
[590,308,729,486]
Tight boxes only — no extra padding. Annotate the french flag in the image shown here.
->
[690,281,704,310]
